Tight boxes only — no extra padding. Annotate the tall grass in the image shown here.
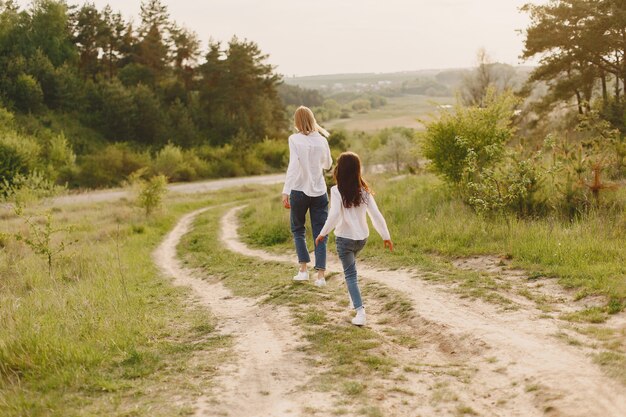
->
[0,192,248,416]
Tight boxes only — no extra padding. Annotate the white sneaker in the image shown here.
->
[293,271,309,281]
[314,278,326,287]
[351,307,366,326]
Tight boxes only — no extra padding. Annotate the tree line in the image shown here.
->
[0,0,286,146]
[0,0,292,189]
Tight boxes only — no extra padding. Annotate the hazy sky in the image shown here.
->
[18,0,542,76]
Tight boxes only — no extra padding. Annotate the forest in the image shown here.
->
[0,0,293,190]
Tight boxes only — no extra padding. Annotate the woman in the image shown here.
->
[282,106,332,287]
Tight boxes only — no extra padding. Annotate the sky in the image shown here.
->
[18,0,542,76]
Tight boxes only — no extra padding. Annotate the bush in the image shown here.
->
[423,89,518,184]
[1,171,65,206]
[0,129,41,186]
[252,139,288,170]
[78,143,151,188]
[14,74,44,113]
[153,143,185,181]
[0,143,29,186]
[136,175,168,216]
[42,133,76,182]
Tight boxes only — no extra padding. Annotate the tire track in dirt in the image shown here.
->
[153,207,332,417]
[222,206,626,417]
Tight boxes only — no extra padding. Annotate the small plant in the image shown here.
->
[137,174,168,216]
[14,206,76,279]
[1,170,64,206]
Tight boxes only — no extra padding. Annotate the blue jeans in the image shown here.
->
[289,190,328,270]
[336,237,368,310]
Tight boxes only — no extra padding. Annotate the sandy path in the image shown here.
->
[153,207,331,417]
[222,206,626,417]
[53,173,284,206]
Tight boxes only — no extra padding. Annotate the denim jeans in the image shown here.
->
[289,190,328,270]
[336,237,368,310]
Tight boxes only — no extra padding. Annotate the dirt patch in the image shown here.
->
[452,255,607,313]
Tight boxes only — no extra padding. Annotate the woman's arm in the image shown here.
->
[282,137,299,196]
[323,140,332,170]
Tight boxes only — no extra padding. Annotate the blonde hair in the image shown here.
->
[293,106,329,137]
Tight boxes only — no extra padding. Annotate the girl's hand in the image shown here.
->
[282,194,290,209]
[384,240,394,251]
[315,234,326,247]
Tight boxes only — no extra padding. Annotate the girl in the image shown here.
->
[315,152,393,326]
[282,106,333,286]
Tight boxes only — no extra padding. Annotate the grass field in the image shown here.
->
[2,174,625,415]
[0,189,261,416]
[325,95,455,132]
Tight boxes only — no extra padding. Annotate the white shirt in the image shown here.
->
[282,132,332,197]
[320,186,391,241]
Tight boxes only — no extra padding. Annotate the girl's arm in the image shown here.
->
[365,193,391,241]
[282,137,299,197]
[318,187,341,238]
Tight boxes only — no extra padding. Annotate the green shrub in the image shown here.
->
[14,74,44,113]
[1,171,65,206]
[0,143,29,186]
[252,139,288,170]
[153,143,185,181]
[78,143,151,188]
[136,175,168,216]
[423,89,518,184]
[42,133,76,182]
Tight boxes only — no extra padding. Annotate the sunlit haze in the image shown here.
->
[17,0,542,76]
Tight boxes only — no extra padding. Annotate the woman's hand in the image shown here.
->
[282,194,290,209]
[315,234,326,247]
[384,240,394,251]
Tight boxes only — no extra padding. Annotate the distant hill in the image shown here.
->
[283,66,535,96]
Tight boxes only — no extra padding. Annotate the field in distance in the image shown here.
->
[325,94,455,132]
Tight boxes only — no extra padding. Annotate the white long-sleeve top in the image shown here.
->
[320,186,391,241]
[282,132,332,197]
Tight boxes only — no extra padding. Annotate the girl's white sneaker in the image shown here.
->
[293,271,309,281]
[314,277,326,287]
[351,307,366,326]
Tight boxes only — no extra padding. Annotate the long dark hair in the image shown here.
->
[334,152,371,208]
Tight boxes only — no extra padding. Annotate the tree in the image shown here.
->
[135,0,171,80]
[170,25,199,89]
[70,3,103,80]
[198,38,286,145]
[522,0,626,131]
[461,49,516,107]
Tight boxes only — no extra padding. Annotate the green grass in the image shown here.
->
[325,95,454,132]
[0,188,262,416]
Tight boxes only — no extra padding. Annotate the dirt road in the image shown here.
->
[153,207,332,417]
[52,173,284,206]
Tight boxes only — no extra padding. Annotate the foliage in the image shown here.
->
[1,170,64,206]
[522,0,626,132]
[0,0,288,189]
[422,90,518,184]
[135,174,168,216]
[78,143,151,188]
[461,49,517,107]
[13,207,76,279]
